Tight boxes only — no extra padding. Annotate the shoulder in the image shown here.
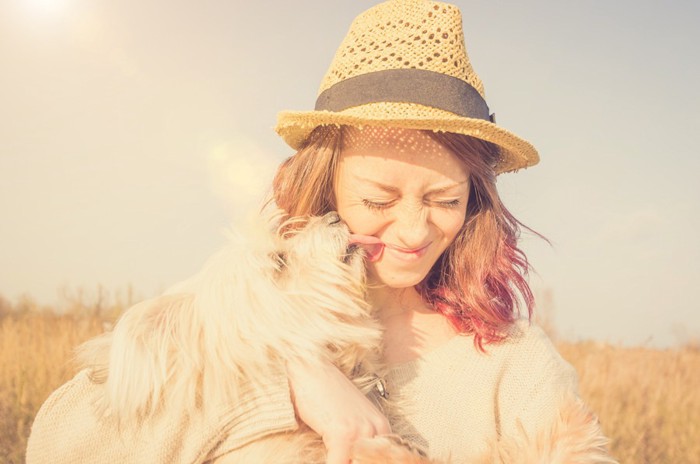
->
[496,318,576,378]
[501,318,559,353]
[490,318,579,404]
[26,370,105,462]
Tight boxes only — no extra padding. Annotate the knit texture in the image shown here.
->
[26,320,606,463]
[25,368,297,464]
[381,319,580,462]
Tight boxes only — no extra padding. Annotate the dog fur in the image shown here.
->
[483,394,617,464]
[77,211,431,462]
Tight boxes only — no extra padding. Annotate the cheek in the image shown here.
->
[447,215,467,241]
[334,184,385,235]
[434,209,468,244]
[337,204,383,235]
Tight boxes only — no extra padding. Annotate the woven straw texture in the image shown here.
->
[275,0,539,174]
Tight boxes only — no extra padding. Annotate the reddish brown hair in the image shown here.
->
[272,125,535,348]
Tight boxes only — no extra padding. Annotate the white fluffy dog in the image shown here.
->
[77,211,430,463]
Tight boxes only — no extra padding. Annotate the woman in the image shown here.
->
[28,1,614,463]
[215,0,615,462]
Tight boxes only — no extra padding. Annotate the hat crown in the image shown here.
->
[318,0,484,99]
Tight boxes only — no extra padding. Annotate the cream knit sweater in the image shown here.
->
[27,320,608,463]
[26,369,298,463]
[205,319,609,462]
[378,319,582,462]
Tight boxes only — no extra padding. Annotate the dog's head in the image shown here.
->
[274,211,381,375]
[280,211,366,285]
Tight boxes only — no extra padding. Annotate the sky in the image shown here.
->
[1,0,698,348]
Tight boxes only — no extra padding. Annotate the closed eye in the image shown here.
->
[432,199,462,208]
[363,198,463,211]
[362,199,393,211]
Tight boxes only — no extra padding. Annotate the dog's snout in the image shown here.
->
[325,212,341,225]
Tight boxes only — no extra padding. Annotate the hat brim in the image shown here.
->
[275,102,539,174]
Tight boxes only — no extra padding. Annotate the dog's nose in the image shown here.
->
[325,212,341,225]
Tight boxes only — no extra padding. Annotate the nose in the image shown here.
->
[324,211,341,225]
[394,204,431,249]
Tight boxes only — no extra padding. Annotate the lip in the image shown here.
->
[384,242,432,261]
[348,234,433,263]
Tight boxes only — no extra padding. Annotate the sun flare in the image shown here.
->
[22,0,67,15]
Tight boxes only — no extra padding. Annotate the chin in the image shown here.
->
[369,266,429,289]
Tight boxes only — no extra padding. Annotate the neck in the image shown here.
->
[368,285,431,322]
[368,283,459,365]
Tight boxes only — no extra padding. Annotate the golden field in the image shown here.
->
[1,299,699,464]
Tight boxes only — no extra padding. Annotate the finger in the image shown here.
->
[374,419,392,436]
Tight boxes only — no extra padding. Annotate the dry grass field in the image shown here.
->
[0,311,105,463]
[1,300,699,463]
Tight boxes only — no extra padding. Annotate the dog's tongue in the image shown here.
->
[349,234,384,262]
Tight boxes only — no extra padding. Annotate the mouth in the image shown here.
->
[348,234,385,262]
[385,243,431,254]
[383,242,432,261]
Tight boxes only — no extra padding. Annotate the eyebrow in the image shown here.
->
[351,174,469,194]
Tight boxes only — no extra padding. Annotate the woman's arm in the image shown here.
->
[287,358,392,464]
[211,359,390,464]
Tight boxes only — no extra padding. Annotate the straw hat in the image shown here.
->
[275,0,539,174]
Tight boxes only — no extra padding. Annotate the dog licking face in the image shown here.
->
[78,211,381,416]
[76,211,433,463]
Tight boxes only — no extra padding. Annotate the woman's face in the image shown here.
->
[335,127,470,288]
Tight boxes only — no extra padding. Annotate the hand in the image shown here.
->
[287,358,391,464]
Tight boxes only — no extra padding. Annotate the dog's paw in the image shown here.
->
[351,435,437,463]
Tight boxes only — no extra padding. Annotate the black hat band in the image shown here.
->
[315,68,493,122]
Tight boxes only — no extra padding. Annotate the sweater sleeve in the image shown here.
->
[497,321,580,436]
[495,321,616,463]
[26,368,298,464]
[206,366,298,460]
